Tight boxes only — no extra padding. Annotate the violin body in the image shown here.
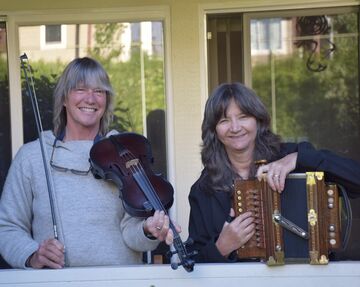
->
[89,132,195,272]
[89,132,174,217]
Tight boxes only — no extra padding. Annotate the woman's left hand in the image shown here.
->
[143,210,181,245]
[256,152,298,193]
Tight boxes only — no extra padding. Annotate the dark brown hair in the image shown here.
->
[201,82,281,193]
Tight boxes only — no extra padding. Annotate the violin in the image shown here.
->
[89,132,195,272]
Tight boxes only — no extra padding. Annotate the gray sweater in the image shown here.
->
[0,131,159,268]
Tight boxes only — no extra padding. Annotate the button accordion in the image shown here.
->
[233,172,345,265]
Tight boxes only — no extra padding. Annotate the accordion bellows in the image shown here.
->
[233,172,341,265]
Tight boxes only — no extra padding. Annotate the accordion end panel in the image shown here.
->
[233,177,285,266]
[306,172,341,265]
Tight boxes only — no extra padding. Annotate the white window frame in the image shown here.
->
[5,8,176,205]
[40,24,67,50]
[6,8,172,154]
[198,0,359,114]
[3,6,182,255]
[250,18,289,56]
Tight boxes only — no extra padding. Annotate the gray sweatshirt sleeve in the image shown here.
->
[120,212,159,252]
[0,147,39,268]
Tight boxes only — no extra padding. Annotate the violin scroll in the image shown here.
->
[168,237,197,272]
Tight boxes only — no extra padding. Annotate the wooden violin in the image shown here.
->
[89,132,195,272]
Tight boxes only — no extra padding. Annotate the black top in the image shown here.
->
[188,142,360,263]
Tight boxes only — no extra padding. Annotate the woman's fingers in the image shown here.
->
[256,153,298,193]
[216,211,256,256]
[144,210,181,245]
[29,239,65,269]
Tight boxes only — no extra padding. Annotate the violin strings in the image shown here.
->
[122,150,186,253]
[131,162,187,255]
[110,136,170,220]
[122,152,165,210]
[111,139,189,261]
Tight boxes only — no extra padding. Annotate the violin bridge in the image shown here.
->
[126,158,139,169]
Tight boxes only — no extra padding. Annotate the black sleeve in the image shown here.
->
[285,142,360,197]
[188,178,237,263]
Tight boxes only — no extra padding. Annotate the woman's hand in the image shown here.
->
[256,152,298,193]
[28,238,65,269]
[215,209,255,258]
[143,210,181,245]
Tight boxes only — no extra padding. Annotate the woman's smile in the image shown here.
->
[216,99,257,154]
[64,86,106,136]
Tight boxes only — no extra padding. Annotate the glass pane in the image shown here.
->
[0,22,11,193]
[0,21,12,269]
[207,14,244,92]
[19,21,167,177]
[45,25,61,43]
[250,11,360,161]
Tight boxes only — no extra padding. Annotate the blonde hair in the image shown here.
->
[53,57,114,137]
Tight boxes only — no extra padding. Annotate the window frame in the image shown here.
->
[250,18,288,56]
[242,6,359,87]
[5,8,178,217]
[6,8,174,176]
[199,1,360,112]
[40,24,67,50]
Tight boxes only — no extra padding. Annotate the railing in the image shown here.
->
[0,261,359,287]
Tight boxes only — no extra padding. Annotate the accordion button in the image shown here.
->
[237,190,241,195]
[238,208,243,213]
[328,198,334,204]
[237,196,242,200]
[327,189,334,196]
[237,202,242,207]
[328,203,334,209]
[329,232,336,238]
[329,224,335,232]
[329,239,336,245]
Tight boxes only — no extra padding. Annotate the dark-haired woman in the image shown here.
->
[188,82,360,263]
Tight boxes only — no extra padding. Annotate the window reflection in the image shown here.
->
[45,25,62,43]
[19,21,168,177]
[207,8,360,161]
[0,21,12,269]
[251,18,282,51]
[251,11,360,161]
[0,22,12,193]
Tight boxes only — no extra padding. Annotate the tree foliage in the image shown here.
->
[252,13,359,160]
[16,22,165,143]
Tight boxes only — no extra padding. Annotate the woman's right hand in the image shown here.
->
[256,152,298,193]
[215,209,255,258]
[28,238,65,269]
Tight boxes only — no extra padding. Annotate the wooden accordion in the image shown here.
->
[233,172,342,265]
